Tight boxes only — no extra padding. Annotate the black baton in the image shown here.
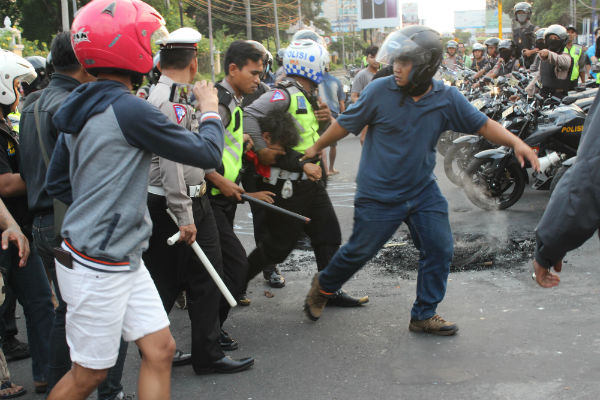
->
[241,194,311,223]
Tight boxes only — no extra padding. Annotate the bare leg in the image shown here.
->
[328,145,338,175]
[359,126,368,146]
[47,363,108,400]
[136,327,176,400]
[320,149,328,174]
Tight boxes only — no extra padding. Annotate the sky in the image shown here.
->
[417,0,486,33]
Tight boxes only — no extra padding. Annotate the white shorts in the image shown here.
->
[55,255,170,370]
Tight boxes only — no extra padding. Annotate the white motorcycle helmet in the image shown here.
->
[0,50,37,106]
[283,39,328,85]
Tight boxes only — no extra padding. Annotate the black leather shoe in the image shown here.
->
[172,349,192,366]
[327,289,369,307]
[3,337,30,362]
[219,329,239,351]
[194,356,254,374]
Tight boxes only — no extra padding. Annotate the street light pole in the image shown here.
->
[273,0,281,50]
[61,0,69,31]
[208,0,215,82]
[245,0,252,39]
[299,0,303,29]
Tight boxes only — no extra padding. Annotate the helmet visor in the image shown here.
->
[151,25,170,53]
[16,68,37,86]
[376,31,433,66]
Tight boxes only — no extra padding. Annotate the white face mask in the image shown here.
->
[517,14,528,24]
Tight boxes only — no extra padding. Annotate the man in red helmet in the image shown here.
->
[44,1,224,399]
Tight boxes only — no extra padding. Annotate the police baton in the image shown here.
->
[241,194,311,224]
[165,209,237,308]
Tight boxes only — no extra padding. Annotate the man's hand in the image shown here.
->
[246,191,275,204]
[300,145,319,162]
[533,259,561,288]
[314,100,331,122]
[523,48,538,58]
[243,134,254,150]
[218,180,244,201]
[258,147,286,165]
[193,80,219,113]
[514,141,540,171]
[303,163,322,181]
[539,49,549,60]
[1,225,29,267]
[178,224,197,246]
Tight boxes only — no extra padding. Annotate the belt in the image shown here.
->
[262,167,308,185]
[148,182,206,198]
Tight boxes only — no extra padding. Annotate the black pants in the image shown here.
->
[143,194,224,367]
[246,179,341,284]
[209,197,249,325]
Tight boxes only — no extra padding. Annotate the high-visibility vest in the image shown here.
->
[284,85,320,155]
[565,44,582,82]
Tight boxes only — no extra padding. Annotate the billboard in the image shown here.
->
[454,10,486,30]
[357,0,401,29]
[401,2,418,27]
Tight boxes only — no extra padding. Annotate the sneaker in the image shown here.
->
[2,337,30,362]
[303,273,330,321]
[263,269,285,288]
[409,314,458,336]
[238,292,251,306]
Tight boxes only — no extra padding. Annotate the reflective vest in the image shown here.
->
[212,84,243,196]
[565,44,582,82]
[282,84,320,155]
[8,111,19,134]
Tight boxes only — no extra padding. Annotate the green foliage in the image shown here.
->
[453,29,472,44]
[502,0,590,30]
[0,29,49,56]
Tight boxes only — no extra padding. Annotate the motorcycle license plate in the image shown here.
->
[471,99,485,110]
[502,105,514,119]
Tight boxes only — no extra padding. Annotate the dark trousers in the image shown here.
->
[0,238,54,383]
[246,179,341,284]
[33,213,128,399]
[143,194,224,368]
[209,197,249,325]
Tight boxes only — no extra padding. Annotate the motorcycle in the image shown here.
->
[462,98,585,210]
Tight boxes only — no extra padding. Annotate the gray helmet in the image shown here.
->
[292,29,327,47]
[23,55,49,95]
[514,2,532,18]
[544,24,568,53]
[376,25,443,94]
[535,28,546,49]
[484,37,501,48]
[446,40,458,50]
[472,43,485,53]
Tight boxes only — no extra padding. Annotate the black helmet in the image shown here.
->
[484,37,501,48]
[376,25,443,95]
[147,51,161,85]
[45,52,54,78]
[498,39,515,61]
[22,55,49,95]
[544,24,568,53]
[514,2,532,20]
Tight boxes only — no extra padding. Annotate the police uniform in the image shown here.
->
[513,21,539,69]
[205,78,249,325]
[242,77,342,285]
[143,71,226,368]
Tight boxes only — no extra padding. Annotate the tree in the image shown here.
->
[502,0,591,30]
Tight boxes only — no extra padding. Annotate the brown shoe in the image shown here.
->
[303,273,330,321]
[409,314,458,336]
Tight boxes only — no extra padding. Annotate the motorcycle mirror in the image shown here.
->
[562,96,576,105]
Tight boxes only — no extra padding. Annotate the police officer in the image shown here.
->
[242,39,367,307]
[470,43,489,72]
[528,28,546,73]
[513,2,539,69]
[143,28,254,375]
[205,40,276,327]
[473,37,500,80]
[486,39,521,78]
[442,40,460,71]
[528,24,573,98]
[565,25,586,88]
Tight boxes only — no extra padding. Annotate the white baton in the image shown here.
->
[166,209,237,308]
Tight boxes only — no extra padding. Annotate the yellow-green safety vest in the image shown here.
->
[285,86,320,155]
[565,44,582,82]
[8,111,19,134]
[211,98,244,196]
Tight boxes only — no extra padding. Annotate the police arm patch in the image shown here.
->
[173,104,187,124]
[270,89,286,102]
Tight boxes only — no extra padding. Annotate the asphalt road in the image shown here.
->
[10,133,600,399]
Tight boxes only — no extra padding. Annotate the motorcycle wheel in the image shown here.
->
[436,131,460,157]
[462,158,527,210]
[549,165,570,195]
[443,142,473,186]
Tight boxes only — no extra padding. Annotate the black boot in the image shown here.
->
[327,289,369,307]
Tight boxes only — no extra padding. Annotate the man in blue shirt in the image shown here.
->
[318,65,345,175]
[302,26,539,335]
[586,27,600,80]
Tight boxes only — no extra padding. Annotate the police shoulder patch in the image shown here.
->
[173,104,187,124]
[270,89,286,102]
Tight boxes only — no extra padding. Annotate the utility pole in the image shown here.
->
[245,0,252,40]
[208,0,215,82]
[72,0,77,14]
[273,0,281,50]
[179,0,184,27]
[498,0,503,39]
[594,0,597,33]
[61,0,69,31]
[299,0,303,29]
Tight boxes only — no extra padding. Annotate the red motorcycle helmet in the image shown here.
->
[70,0,168,75]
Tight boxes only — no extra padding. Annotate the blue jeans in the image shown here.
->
[0,240,54,383]
[33,214,128,399]
[319,182,453,321]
